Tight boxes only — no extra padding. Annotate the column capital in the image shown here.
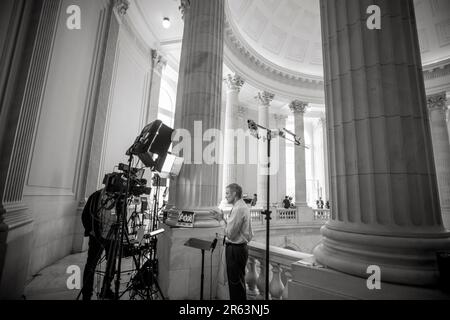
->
[151,49,167,71]
[114,0,130,16]
[224,74,245,92]
[179,0,191,19]
[255,91,275,106]
[427,92,447,112]
[289,100,308,114]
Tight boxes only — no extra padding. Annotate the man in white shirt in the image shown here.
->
[213,183,253,300]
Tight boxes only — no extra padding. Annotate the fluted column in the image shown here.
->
[319,116,330,203]
[314,0,450,286]
[255,91,274,208]
[289,100,308,207]
[222,74,244,203]
[0,0,61,298]
[168,0,224,224]
[274,114,288,205]
[427,93,450,230]
[147,49,167,123]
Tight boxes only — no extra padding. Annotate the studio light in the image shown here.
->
[162,17,171,29]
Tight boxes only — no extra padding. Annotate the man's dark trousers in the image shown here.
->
[81,236,116,300]
[226,243,248,300]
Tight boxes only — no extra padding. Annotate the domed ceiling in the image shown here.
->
[131,0,450,103]
[226,0,450,78]
[227,0,323,77]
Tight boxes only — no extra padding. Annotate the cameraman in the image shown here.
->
[81,188,119,300]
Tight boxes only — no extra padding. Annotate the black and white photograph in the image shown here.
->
[0,0,450,307]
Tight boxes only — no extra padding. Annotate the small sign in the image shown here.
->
[177,211,195,228]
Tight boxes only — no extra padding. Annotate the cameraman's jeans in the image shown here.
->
[82,235,116,299]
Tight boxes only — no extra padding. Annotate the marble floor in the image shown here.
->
[23,252,150,300]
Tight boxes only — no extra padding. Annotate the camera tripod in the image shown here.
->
[77,155,164,300]
[104,155,165,300]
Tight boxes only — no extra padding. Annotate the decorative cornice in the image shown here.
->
[289,100,309,114]
[423,58,450,80]
[179,0,191,20]
[224,74,245,92]
[255,91,275,106]
[427,92,447,112]
[114,0,129,16]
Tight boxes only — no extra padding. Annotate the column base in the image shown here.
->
[288,259,450,300]
[72,202,89,253]
[314,224,450,287]
[157,223,225,300]
[0,202,33,299]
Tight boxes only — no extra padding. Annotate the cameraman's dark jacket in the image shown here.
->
[81,190,103,237]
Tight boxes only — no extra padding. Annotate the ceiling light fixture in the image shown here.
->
[162,17,171,29]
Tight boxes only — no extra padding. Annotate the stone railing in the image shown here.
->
[224,206,327,227]
[246,241,314,300]
[313,209,331,221]
[249,208,298,225]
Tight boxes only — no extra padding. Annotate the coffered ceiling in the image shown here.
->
[227,0,323,77]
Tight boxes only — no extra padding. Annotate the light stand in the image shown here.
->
[114,153,134,300]
[248,120,307,300]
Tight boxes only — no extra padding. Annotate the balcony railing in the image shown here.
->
[313,209,331,221]
[245,241,315,300]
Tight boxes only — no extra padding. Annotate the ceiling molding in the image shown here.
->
[423,58,450,80]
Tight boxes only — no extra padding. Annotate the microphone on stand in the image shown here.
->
[247,120,260,139]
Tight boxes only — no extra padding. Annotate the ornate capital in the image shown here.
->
[179,0,191,20]
[114,0,130,16]
[427,92,447,112]
[289,100,308,114]
[224,74,245,92]
[255,91,275,106]
[151,49,167,71]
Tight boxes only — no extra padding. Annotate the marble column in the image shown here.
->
[314,0,450,286]
[274,114,288,205]
[168,0,224,219]
[146,49,167,123]
[289,100,308,208]
[0,0,60,298]
[222,74,244,204]
[255,91,274,208]
[427,93,450,230]
[319,116,330,203]
[159,0,225,300]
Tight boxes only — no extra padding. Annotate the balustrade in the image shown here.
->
[245,242,313,300]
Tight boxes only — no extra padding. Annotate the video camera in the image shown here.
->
[103,163,151,197]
